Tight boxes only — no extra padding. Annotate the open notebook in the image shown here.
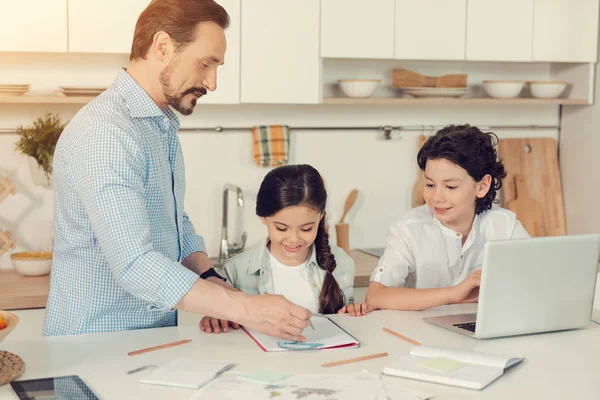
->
[383,345,523,390]
[243,315,360,352]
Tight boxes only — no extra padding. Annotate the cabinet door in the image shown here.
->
[395,0,466,60]
[534,0,599,62]
[241,0,320,104]
[321,0,394,59]
[466,0,534,61]
[203,0,240,104]
[68,0,150,53]
[0,0,67,52]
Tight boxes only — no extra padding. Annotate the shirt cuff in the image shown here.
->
[181,234,207,260]
[156,262,200,310]
[370,264,405,288]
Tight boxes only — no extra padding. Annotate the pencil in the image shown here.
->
[309,319,315,330]
[322,352,388,368]
[128,339,192,356]
[383,327,421,346]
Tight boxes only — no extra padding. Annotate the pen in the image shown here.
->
[309,319,315,330]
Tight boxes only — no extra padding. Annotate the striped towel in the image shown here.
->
[252,125,290,167]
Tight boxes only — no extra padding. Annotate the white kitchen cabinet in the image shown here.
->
[0,0,67,52]
[533,0,599,62]
[202,0,241,104]
[241,0,321,104]
[321,0,394,59]
[466,0,534,61]
[68,0,150,53]
[395,0,466,60]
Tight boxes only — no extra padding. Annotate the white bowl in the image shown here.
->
[10,251,52,276]
[483,81,524,99]
[0,310,18,343]
[338,79,380,98]
[528,81,567,99]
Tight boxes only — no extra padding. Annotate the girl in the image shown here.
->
[366,124,530,311]
[200,164,369,334]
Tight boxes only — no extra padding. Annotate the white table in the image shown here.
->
[1,305,598,399]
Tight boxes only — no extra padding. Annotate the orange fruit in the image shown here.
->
[0,315,7,330]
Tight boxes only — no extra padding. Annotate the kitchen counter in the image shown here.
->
[0,270,50,310]
[349,249,379,287]
[1,306,598,399]
[0,251,378,310]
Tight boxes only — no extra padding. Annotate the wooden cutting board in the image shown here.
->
[506,175,546,237]
[498,138,566,237]
[412,135,428,208]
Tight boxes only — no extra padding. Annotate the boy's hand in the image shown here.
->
[451,270,481,304]
[199,316,240,333]
[338,302,371,317]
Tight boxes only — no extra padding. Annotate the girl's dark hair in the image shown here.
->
[417,124,507,215]
[256,164,344,314]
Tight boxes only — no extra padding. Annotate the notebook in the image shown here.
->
[243,315,360,352]
[382,345,523,390]
[140,358,234,389]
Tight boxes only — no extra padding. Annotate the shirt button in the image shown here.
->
[261,270,264,275]
[460,255,464,259]
[312,284,317,288]
[163,116,169,124]
[456,233,461,237]
[379,268,384,272]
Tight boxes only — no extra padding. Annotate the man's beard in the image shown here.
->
[159,60,207,116]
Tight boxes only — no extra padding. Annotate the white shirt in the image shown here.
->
[269,252,320,313]
[370,205,530,289]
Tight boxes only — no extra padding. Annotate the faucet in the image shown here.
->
[218,183,247,263]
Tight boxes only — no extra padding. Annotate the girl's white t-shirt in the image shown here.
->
[370,205,531,288]
[269,251,320,313]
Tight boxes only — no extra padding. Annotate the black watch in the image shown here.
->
[200,267,227,282]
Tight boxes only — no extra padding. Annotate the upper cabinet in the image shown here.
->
[68,0,149,53]
[0,0,67,52]
[395,0,466,60]
[466,0,534,62]
[202,0,241,104]
[321,0,394,59]
[241,0,320,104]
[533,0,599,62]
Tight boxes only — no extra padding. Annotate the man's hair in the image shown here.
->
[130,0,230,61]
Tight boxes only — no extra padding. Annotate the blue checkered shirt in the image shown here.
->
[43,69,204,336]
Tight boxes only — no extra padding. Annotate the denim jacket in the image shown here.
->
[218,239,355,308]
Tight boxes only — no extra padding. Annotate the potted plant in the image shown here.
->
[14,113,66,186]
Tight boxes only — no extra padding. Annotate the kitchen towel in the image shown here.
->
[252,125,290,167]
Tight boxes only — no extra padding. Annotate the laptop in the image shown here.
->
[423,234,600,339]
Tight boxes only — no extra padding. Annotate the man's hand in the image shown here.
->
[238,294,312,341]
[199,316,240,333]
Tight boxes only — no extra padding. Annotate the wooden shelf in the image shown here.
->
[0,96,590,106]
[0,95,96,104]
[323,97,590,105]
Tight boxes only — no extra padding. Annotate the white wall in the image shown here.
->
[560,60,600,234]
[0,54,560,269]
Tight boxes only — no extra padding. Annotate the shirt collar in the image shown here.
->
[432,210,479,244]
[113,69,180,131]
[247,238,318,275]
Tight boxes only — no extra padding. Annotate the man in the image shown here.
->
[43,0,311,340]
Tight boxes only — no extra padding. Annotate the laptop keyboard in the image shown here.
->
[453,322,476,332]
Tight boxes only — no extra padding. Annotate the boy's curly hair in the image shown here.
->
[417,124,507,215]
